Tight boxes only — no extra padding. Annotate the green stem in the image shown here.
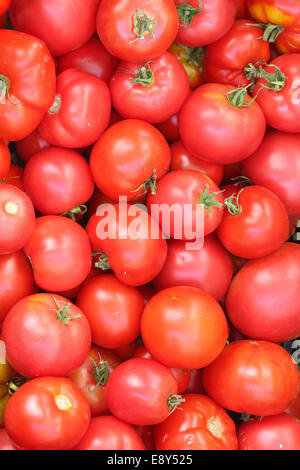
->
[167,394,186,415]
[130,169,157,196]
[88,354,110,392]
[224,192,242,216]
[130,10,157,43]
[177,1,202,28]
[0,74,19,105]
[247,22,285,42]
[94,252,110,271]
[49,297,82,324]
[7,376,28,396]
[199,184,223,212]
[130,61,154,86]
[61,205,87,221]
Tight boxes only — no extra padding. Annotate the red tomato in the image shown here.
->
[179,83,266,164]
[23,147,94,216]
[0,14,6,28]
[0,428,17,450]
[90,119,170,202]
[203,340,300,416]
[2,165,24,192]
[76,274,145,349]
[243,131,300,217]
[153,236,233,301]
[25,215,92,292]
[236,0,249,19]
[0,141,10,181]
[10,0,100,56]
[135,425,155,451]
[155,394,238,450]
[141,286,228,369]
[110,52,190,123]
[138,283,156,304]
[74,416,145,450]
[106,358,179,426]
[185,369,205,394]
[97,0,179,63]
[39,68,111,149]
[175,0,236,47]
[286,384,300,419]
[113,339,142,362]
[0,0,10,15]
[15,128,50,163]
[226,243,300,342]
[238,413,300,450]
[0,30,56,141]
[168,42,205,90]
[222,162,243,184]
[155,113,180,143]
[4,377,91,450]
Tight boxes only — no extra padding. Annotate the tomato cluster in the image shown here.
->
[0,0,300,452]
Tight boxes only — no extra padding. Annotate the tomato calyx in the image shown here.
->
[229,176,252,188]
[224,192,243,216]
[199,184,223,213]
[50,297,82,325]
[7,376,28,396]
[93,252,110,271]
[130,61,154,86]
[88,353,111,392]
[49,94,62,114]
[247,22,285,43]
[61,205,87,221]
[0,74,19,105]
[227,84,258,108]
[167,394,185,415]
[176,1,202,28]
[131,169,157,196]
[130,10,157,44]
[244,61,286,92]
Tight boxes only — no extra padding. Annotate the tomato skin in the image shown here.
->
[155,394,238,450]
[25,216,92,292]
[185,369,205,394]
[135,425,155,451]
[23,147,94,215]
[97,0,179,63]
[113,339,142,362]
[179,83,266,164]
[236,0,249,19]
[0,429,17,450]
[3,165,24,192]
[15,128,50,163]
[243,131,300,217]
[76,274,145,349]
[4,377,91,450]
[141,286,228,370]
[155,113,180,143]
[110,52,190,124]
[286,385,300,419]
[0,0,10,15]
[0,141,10,181]
[226,243,300,342]
[168,42,205,90]
[238,413,300,450]
[203,340,300,416]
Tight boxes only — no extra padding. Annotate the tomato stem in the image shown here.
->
[49,297,82,324]
[7,376,28,396]
[61,205,87,221]
[0,74,19,105]
[94,252,110,271]
[130,61,154,86]
[130,10,157,43]
[253,62,286,92]
[130,169,157,196]
[88,353,110,392]
[247,22,284,42]
[167,394,185,415]
[199,184,223,213]
[176,1,202,28]
[224,192,243,216]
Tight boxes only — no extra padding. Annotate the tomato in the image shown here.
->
[15,128,50,163]
[153,236,233,301]
[4,377,91,450]
[155,113,180,143]
[25,215,92,292]
[226,243,300,342]
[185,369,205,394]
[97,0,179,63]
[0,429,17,450]
[141,286,228,369]
[39,68,111,149]
[0,14,6,28]
[203,340,300,416]
[69,345,121,417]
[175,0,236,47]
[170,140,224,185]
[155,394,238,450]
[243,131,300,217]
[236,0,249,19]
[0,0,10,16]
[138,283,156,305]
[0,141,10,181]
[10,0,100,56]
[204,20,270,87]
[147,170,224,240]
[110,52,190,123]
[286,384,300,419]
[179,83,266,164]
[76,274,144,349]
[222,162,243,184]
[238,413,300,450]
[0,30,56,142]
[23,147,94,216]
[74,415,145,450]
[106,358,180,426]
[168,42,205,90]
[2,165,24,192]
[135,425,155,451]
[113,339,142,362]
[90,119,170,202]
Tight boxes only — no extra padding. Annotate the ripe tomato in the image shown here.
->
[236,0,249,19]
[10,0,100,56]
[153,236,233,301]
[226,243,300,342]
[175,0,236,47]
[4,377,91,450]
[155,394,238,450]
[155,113,180,143]
[0,0,10,15]
[202,340,300,416]
[15,128,50,163]
[0,141,10,181]
[179,83,266,164]
[97,0,179,63]
[74,416,145,450]
[286,384,300,419]
[76,274,144,349]
[168,42,205,90]
[23,147,94,216]
[0,14,6,28]
[106,358,180,426]
[0,30,56,141]
[2,165,24,192]
[243,131,300,217]
[110,52,190,123]
[222,161,243,184]
[0,429,17,451]
[238,413,300,450]
[135,425,155,451]
[25,216,92,292]
[185,369,205,394]
[141,286,228,369]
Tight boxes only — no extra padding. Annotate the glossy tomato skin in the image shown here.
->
[175,0,237,47]
[3,165,24,192]
[238,413,300,450]
[15,128,50,163]
[243,131,300,217]
[110,52,190,123]
[153,236,233,301]
[106,358,178,426]
[0,30,56,141]
[76,274,145,349]
[97,0,179,63]
[10,0,100,56]
[23,147,94,215]
[286,385,300,419]
[168,42,205,90]
[203,340,300,416]
[0,141,10,181]
[4,377,91,450]
[155,113,180,143]
[155,394,238,450]
[226,243,300,342]
[74,416,145,450]
[141,286,228,370]
[236,0,249,19]
[0,429,17,450]
[25,216,92,292]
[135,425,155,451]
[39,68,111,149]
[179,83,266,164]
[185,370,205,394]
[0,0,10,15]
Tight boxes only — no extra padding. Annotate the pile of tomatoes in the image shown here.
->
[0,0,300,452]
